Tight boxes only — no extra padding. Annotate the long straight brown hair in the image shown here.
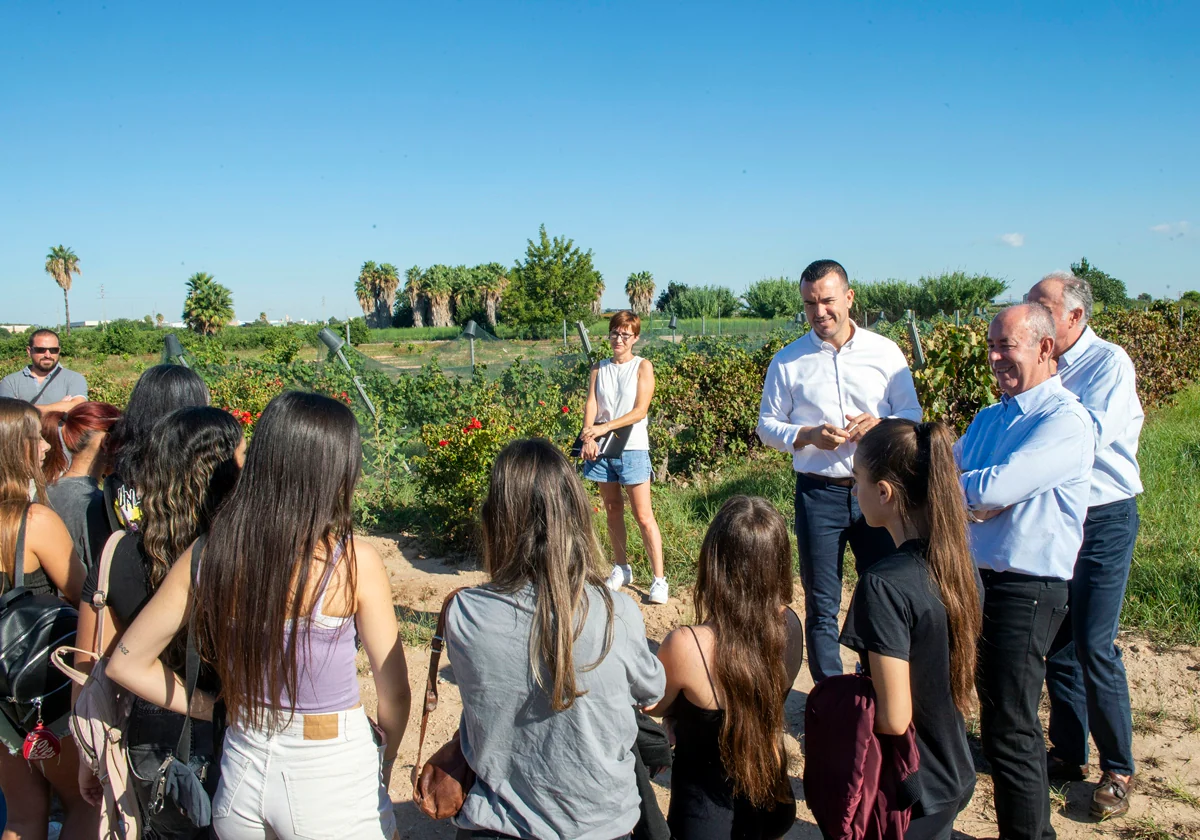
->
[481,438,613,712]
[695,495,795,808]
[193,392,360,728]
[0,398,48,586]
[855,419,982,716]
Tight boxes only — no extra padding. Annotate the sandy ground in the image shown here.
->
[359,533,1200,840]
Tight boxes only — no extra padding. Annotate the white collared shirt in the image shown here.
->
[954,376,1094,579]
[756,324,922,478]
[1057,326,1144,507]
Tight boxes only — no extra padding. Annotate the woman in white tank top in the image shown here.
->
[580,311,668,604]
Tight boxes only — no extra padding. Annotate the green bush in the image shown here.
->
[743,277,803,319]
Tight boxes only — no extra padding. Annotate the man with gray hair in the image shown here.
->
[954,303,1095,840]
[1029,272,1142,819]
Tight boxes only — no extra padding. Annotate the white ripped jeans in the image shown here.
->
[212,706,396,840]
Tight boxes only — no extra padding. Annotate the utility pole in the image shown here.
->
[99,284,106,327]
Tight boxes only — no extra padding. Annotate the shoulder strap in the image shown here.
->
[12,502,31,589]
[28,365,63,406]
[685,625,720,710]
[90,531,126,657]
[176,533,207,763]
[411,586,469,784]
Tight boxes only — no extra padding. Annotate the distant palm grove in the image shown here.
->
[31,228,1195,340]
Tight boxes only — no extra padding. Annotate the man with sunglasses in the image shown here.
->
[0,329,89,412]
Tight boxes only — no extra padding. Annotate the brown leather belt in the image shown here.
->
[800,472,855,488]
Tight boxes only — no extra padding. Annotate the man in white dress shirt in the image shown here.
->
[757,259,922,683]
[955,303,1095,840]
[1029,272,1142,820]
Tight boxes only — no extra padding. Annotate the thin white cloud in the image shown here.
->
[1150,221,1191,240]
[999,233,1025,248]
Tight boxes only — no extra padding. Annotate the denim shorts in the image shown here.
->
[583,449,652,486]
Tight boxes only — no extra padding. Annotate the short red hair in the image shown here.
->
[608,310,641,337]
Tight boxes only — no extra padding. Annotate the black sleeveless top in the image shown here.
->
[2,505,55,597]
[667,626,797,840]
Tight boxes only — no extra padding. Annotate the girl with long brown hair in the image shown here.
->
[40,400,122,570]
[108,392,410,840]
[0,397,95,839]
[446,438,665,839]
[839,419,983,840]
[645,495,803,840]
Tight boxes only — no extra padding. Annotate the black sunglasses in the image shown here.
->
[31,346,60,354]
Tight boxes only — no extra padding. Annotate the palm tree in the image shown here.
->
[155,313,165,328]
[374,263,400,328]
[475,262,509,327]
[356,261,378,320]
[592,276,605,317]
[423,265,455,327]
[45,245,81,334]
[625,271,656,316]
[404,266,427,328]
[182,272,235,335]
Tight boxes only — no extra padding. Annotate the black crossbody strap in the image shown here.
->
[176,533,207,762]
[28,366,63,406]
[12,503,31,590]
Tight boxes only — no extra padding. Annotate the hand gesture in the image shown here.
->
[843,413,880,443]
[803,424,849,451]
[582,439,600,460]
[79,763,104,807]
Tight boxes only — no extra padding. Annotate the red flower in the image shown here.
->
[468,417,482,429]
[561,406,570,414]
[462,427,471,434]
[438,439,449,447]
[537,400,546,406]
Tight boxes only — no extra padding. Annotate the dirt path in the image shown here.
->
[359,534,1200,840]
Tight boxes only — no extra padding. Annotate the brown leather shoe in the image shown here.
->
[1046,752,1088,782]
[1091,771,1134,819]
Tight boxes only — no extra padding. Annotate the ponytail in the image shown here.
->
[38,402,122,482]
[856,419,982,716]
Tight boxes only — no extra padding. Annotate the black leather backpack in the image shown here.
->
[0,504,78,734]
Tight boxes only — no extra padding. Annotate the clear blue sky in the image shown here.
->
[2,1,1197,325]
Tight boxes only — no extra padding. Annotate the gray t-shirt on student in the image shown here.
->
[0,365,89,405]
[446,583,665,840]
[46,477,111,571]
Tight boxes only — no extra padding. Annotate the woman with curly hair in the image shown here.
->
[75,406,244,838]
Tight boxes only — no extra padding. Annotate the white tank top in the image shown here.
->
[594,357,650,451]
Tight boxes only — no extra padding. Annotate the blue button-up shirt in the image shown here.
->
[1057,326,1143,507]
[953,376,1095,579]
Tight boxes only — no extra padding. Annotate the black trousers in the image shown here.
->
[977,570,1069,840]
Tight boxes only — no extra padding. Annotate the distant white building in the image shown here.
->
[1,324,33,334]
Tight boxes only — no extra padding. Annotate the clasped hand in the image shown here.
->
[798,413,881,451]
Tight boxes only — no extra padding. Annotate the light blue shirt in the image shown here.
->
[954,376,1094,579]
[1057,326,1144,507]
[757,324,922,478]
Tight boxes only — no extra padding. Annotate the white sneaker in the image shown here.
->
[648,577,669,604]
[606,564,633,591]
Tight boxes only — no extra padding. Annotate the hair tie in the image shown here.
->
[57,418,73,470]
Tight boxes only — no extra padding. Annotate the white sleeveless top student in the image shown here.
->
[580,310,668,604]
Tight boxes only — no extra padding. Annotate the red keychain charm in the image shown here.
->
[22,700,61,761]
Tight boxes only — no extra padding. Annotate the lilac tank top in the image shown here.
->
[271,544,361,714]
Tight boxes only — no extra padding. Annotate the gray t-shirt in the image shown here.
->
[0,365,88,406]
[45,477,111,571]
[446,583,665,840]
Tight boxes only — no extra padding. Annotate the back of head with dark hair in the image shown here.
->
[108,365,210,489]
[482,438,614,712]
[695,495,795,808]
[855,419,982,716]
[140,406,243,590]
[195,391,361,729]
[800,260,849,290]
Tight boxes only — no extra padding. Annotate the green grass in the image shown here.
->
[1122,382,1200,644]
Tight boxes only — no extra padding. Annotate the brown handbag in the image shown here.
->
[411,587,476,820]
